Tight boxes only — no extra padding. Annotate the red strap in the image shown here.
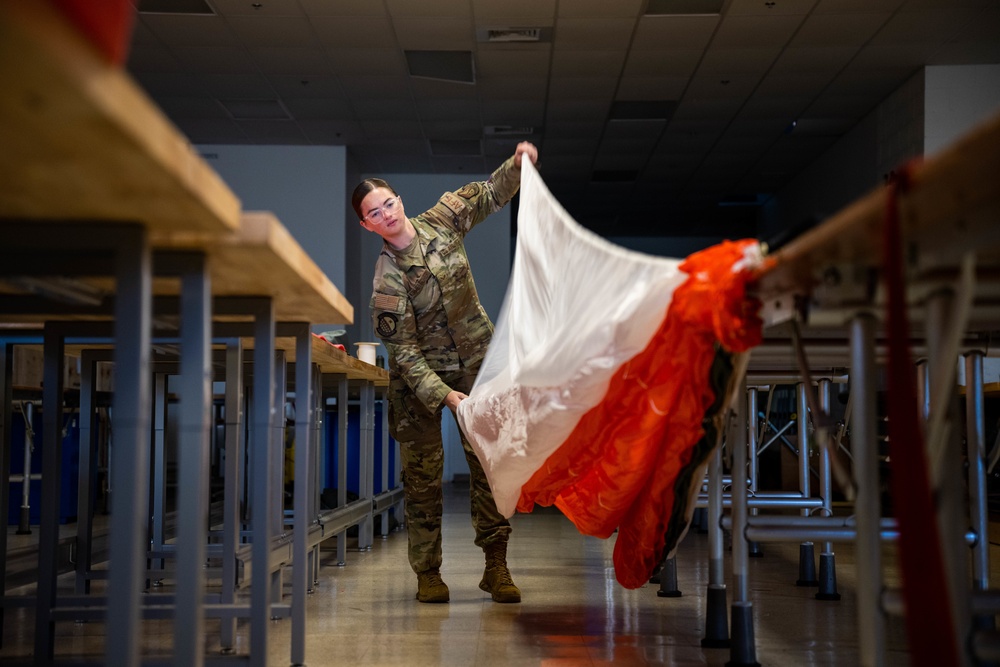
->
[883,165,960,666]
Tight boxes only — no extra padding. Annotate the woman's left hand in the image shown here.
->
[514,141,538,168]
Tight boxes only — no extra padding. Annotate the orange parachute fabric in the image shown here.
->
[516,241,763,587]
[457,160,763,588]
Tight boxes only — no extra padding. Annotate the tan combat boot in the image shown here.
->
[416,568,450,603]
[479,541,521,603]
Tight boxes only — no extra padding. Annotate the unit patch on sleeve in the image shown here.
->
[439,191,467,216]
[376,312,398,337]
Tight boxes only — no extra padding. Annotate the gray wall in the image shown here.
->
[925,64,1000,154]
[196,144,349,328]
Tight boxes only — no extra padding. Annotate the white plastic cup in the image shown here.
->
[354,342,378,365]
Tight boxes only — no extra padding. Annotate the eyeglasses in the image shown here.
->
[364,197,400,224]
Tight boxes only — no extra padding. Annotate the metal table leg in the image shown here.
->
[291,323,313,666]
[851,312,884,667]
[220,339,244,653]
[250,299,275,666]
[174,252,212,666]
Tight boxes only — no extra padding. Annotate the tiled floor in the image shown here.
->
[0,481,976,665]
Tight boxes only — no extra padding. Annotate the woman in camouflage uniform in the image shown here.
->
[352,142,538,604]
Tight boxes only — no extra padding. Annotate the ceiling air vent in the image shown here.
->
[484,126,535,136]
[476,27,553,43]
[645,0,723,16]
[138,0,215,14]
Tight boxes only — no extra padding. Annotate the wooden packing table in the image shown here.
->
[723,110,1000,667]
[0,3,352,665]
[0,0,240,234]
[151,211,354,325]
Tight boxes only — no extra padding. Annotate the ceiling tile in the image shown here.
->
[126,44,184,73]
[727,0,816,15]
[475,77,549,101]
[771,46,859,75]
[267,75,343,98]
[551,50,628,77]
[472,0,557,22]
[133,71,206,96]
[326,48,406,78]
[558,0,644,18]
[685,74,757,100]
[298,119,364,143]
[350,99,419,122]
[173,46,259,74]
[415,98,481,121]
[175,117,249,143]
[478,100,546,126]
[623,49,702,78]
[423,120,484,139]
[238,119,310,143]
[632,16,719,51]
[714,15,805,49]
[756,73,831,98]
[249,47,332,75]
[739,94,812,120]
[699,47,781,75]
[475,50,551,78]
[141,14,241,47]
[790,12,892,48]
[871,6,982,46]
[298,0,387,17]
[197,72,275,97]
[548,76,617,101]
[546,99,612,122]
[385,0,471,18]
[130,18,160,46]
[410,78,479,100]
[211,0,305,16]
[814,0,905,12]
[617,76,689,100]
[429,155,489,173]
[338,75,412,99]
[156,96,230,119]
[281,97,355,120]
[394,18,475,51]
[226,16,320,47]
[805,92,876,118]
[361,120,425,140]
[554,18,635,49]
[310,16,396,49]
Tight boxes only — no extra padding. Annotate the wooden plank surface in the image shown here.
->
[153,211,354,324]
[753,110,1000,303]
[248,335,388,384]
[0,0,240,233]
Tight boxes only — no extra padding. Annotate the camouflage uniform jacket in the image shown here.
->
[370,156,521,413]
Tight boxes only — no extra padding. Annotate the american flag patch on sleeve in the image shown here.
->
[374,293,402,312]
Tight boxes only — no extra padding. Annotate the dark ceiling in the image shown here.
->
[126,0,1000,239]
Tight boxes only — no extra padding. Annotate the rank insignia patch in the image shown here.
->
[376,312,398,337]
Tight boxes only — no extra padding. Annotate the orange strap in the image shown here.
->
[883,165,959,666]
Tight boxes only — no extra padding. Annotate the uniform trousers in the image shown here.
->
[388,366,511,574]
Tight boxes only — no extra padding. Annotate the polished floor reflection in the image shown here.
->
[3,481,979,665]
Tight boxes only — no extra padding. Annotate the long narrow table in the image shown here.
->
[0,2,366,665]
[715,109,1000,666]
